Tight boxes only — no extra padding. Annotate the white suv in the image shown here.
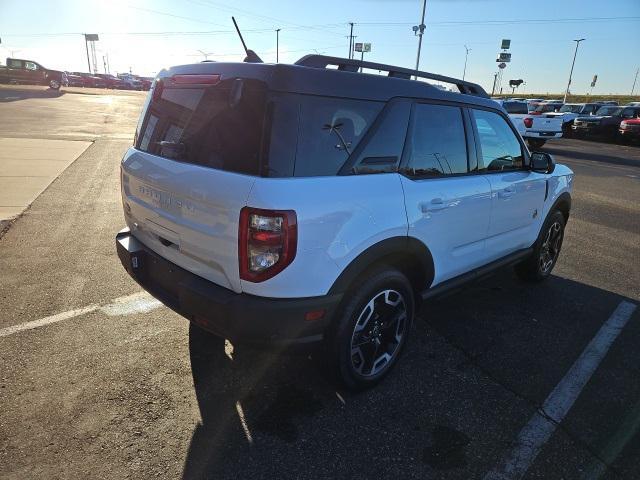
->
[116,55,574,389]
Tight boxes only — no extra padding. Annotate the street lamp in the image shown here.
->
[463,45,471,81]
[276,28,281,63]
[412,0,427,79]
[563,38,585,102]
[197,50,213,61]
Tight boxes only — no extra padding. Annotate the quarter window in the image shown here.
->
[402,103,468,177]
[471,109,524,172]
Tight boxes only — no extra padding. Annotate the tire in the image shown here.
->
[527,138,546,150]
[48,79,61,90]
[515,210,565,282]
[326,268,415,391]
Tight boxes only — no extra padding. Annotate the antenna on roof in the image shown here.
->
[232,16,263,63]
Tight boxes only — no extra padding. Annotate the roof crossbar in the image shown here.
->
[294,55,489,98]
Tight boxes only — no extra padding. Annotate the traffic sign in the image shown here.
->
[496,52,511,63]
[354,43,371,53]
[498,62,507,69]
[501,39,511,50]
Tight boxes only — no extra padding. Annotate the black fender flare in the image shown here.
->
[327,236,435,295]
[549,191,571,222]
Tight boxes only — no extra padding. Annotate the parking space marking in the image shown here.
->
[484,300,637,480]
[0,292,163,338]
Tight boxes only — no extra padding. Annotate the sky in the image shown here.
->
[0,0,639,94]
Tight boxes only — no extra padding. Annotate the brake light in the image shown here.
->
[523,117,533,128]
[168,74,221,86]
[239,207,297,282]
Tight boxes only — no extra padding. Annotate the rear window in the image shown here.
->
[136,77,267,176]
[503,102,528,114]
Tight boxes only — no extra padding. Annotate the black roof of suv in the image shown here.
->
[158,55,493,107]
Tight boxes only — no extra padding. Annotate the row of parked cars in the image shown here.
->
[0,56,152,91]
[63,71,152,90]
[495,98,640,146]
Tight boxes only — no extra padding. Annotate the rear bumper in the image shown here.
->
[116,228,341,345]
[523,131,562,140]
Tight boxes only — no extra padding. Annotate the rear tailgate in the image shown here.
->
[121,65,269,293]
[532,115,563,133]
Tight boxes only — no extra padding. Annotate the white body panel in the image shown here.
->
[243,174,407,298]
[400,175,492,285]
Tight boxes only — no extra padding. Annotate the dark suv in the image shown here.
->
[572,105,640,139]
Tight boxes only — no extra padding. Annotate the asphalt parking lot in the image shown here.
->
[0,86,639,480]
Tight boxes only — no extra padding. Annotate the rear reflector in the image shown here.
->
[304,310,325,321]
[523,117,533,128]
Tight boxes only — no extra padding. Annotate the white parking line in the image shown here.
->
[0,292,163,338]
[484,300,637,480]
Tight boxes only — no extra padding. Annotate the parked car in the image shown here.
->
[116,54,573,390]
[619,118,640,142]
[95,74,127,89]
[625,102,640,107]
[572,105,640,139]
[0,57,64,89]
[544,103,601,136]
[63,71,85,87]
[70,72,108,88]
[495,100,564,149]
[134,76,153,90]
[117,73,143,90]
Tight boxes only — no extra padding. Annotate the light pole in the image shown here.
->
[463,45,471,80]
[348,22,354,59]
[632,67,639,96]
[413,0,427,78]
[563,38,585,103]
[276,28,281,63]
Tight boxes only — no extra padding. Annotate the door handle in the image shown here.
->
[498,186,515,199]
[420,198,448,212]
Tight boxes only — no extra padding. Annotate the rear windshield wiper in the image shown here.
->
[156,141,186,155]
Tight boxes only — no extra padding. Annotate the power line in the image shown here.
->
[356,16,640,26]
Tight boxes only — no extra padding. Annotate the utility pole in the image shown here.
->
[102,55,107,74]
[632,67,639,96]
[563,38,585,103]
[463,45,471,81]
[491,72,498,95]
[84,35,91,72]
[348,22,354,59]
[413,0,427,78]
[276,28,281,63]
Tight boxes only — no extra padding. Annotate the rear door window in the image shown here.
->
[401,103,468,177]
[292,96,382,177]
[136,77,267,176]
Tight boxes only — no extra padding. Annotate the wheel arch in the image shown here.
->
[327,236,435,296]
[551,191,571,223]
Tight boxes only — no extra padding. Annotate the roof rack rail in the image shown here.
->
[294,55,488,98]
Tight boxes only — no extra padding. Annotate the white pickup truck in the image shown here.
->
[496,100,563,149]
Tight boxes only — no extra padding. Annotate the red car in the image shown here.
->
[95,74,127,89]
[619,118,640,142]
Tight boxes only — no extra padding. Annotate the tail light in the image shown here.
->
[523,117,533,128]
[239,207,297,282]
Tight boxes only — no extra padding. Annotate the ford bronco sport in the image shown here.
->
[116,55,573,390]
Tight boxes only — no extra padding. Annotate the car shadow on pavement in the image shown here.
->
[181,270,639,480]
[545,144,640,166]
[0,88,66,102]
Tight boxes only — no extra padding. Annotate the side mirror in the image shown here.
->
[530,152,555,174]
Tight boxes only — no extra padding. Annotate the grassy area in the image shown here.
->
[492,93,640,105]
